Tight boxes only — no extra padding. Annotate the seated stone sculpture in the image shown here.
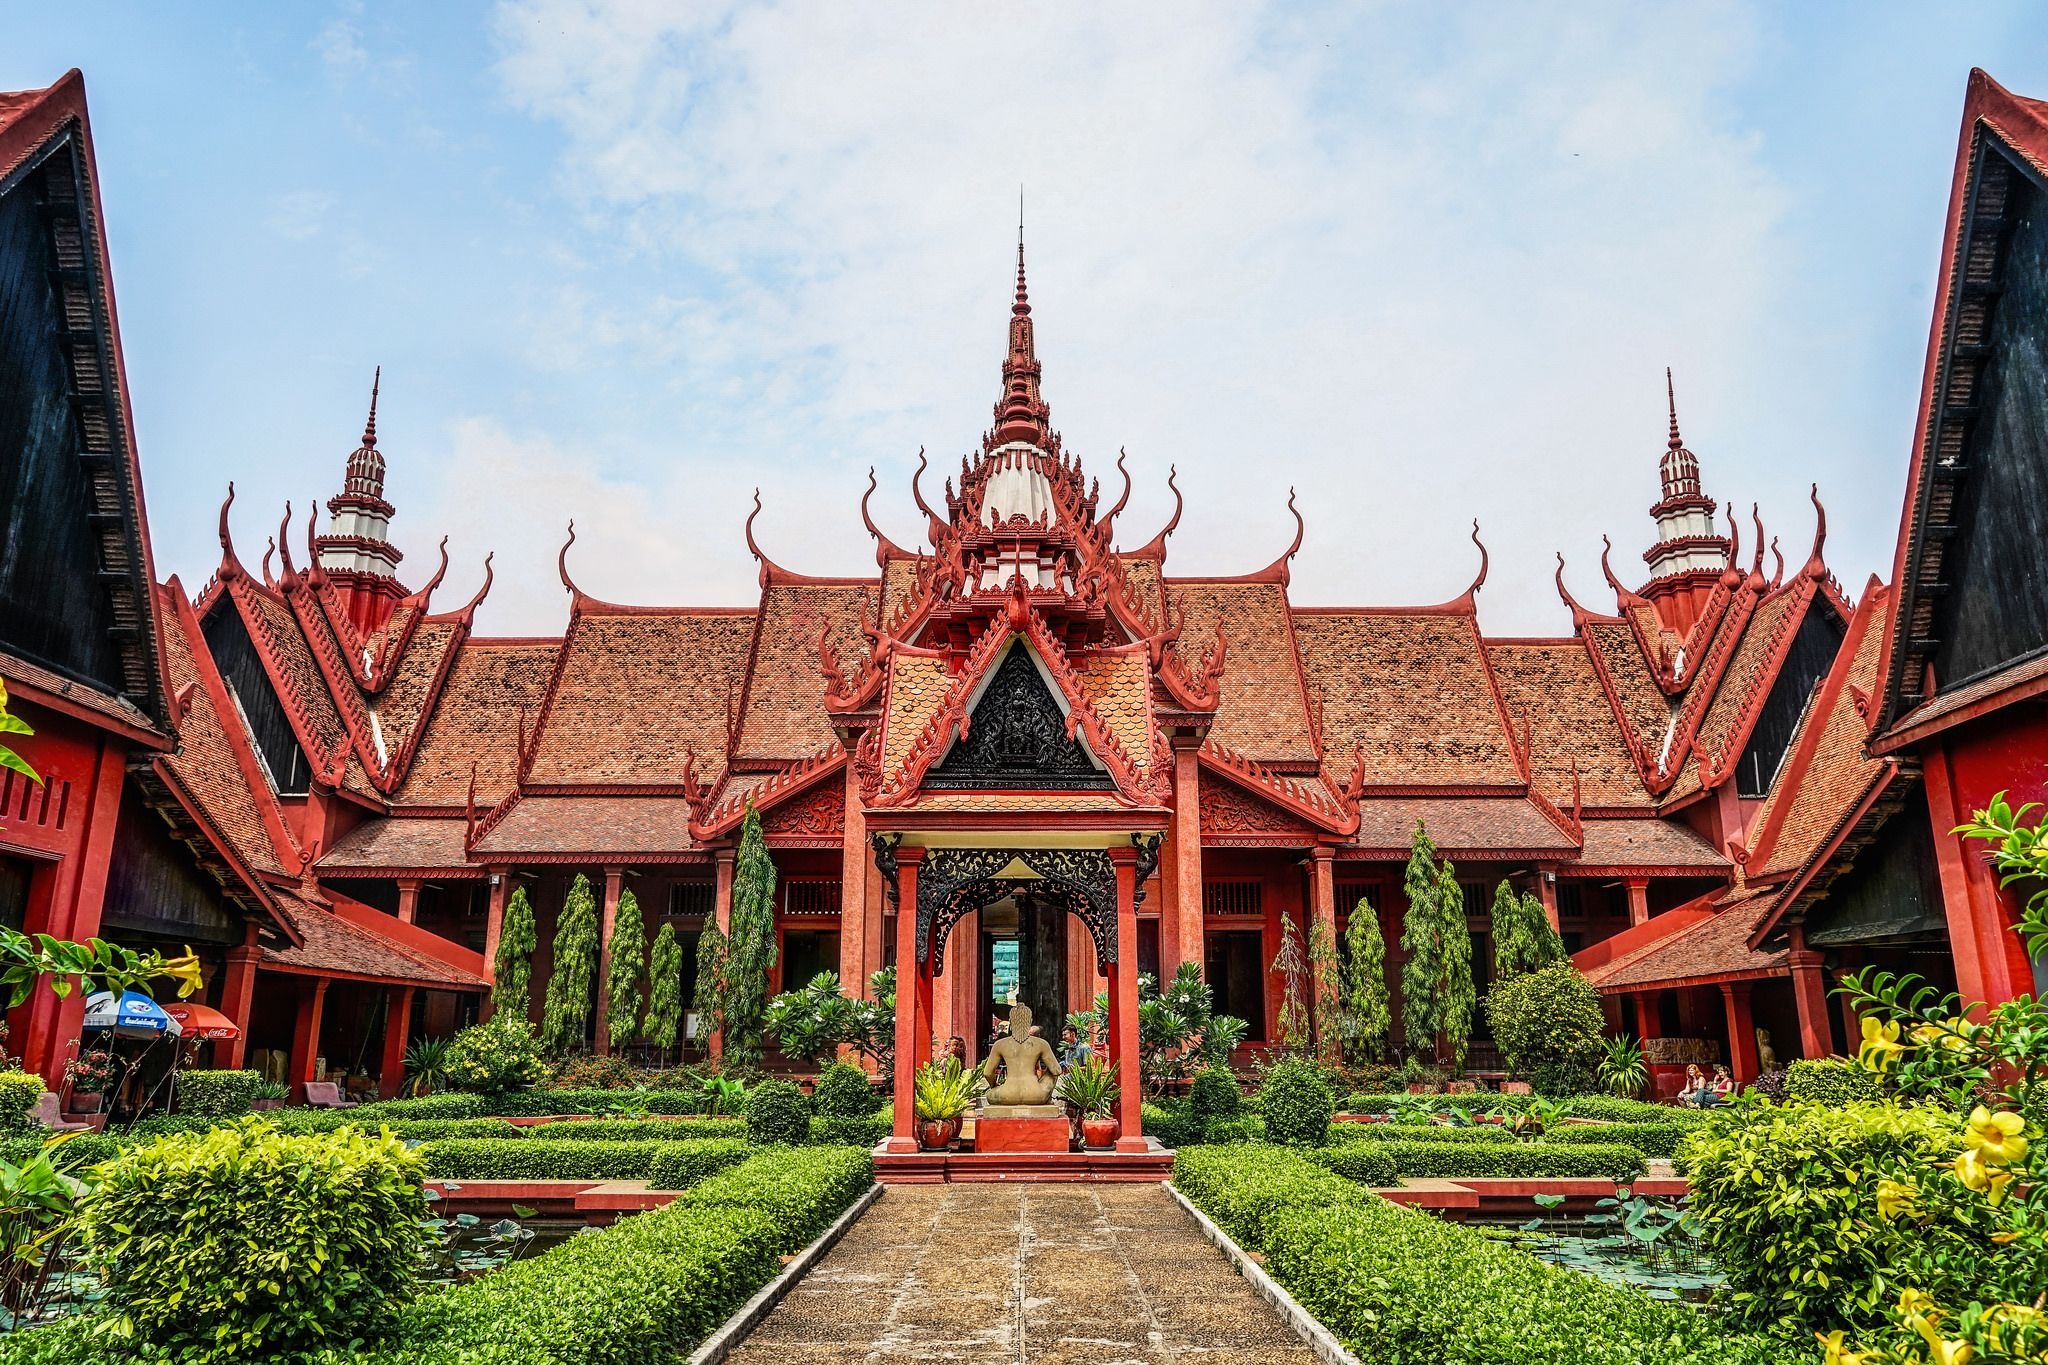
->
[979,1003,1062,1106]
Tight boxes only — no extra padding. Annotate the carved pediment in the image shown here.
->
[925,642,1113,790]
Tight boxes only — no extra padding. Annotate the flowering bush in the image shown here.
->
[61,1049,112,1096]
[444,1016,550,1096]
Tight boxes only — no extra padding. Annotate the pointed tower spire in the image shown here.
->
[990,206,1051,448]
[316,366,407,636]
[1640,368,1732,632]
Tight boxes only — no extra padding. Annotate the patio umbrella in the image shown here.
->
[82,990,184,1039]
[162,1002,240,1041]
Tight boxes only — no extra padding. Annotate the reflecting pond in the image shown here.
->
[1476,1188,1727,1307]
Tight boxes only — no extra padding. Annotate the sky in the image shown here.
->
[7,3,2047,637]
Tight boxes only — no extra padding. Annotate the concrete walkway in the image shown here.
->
[725,1182,1322,1364]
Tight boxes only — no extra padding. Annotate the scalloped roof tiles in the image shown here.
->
[1166,582,1317,765]
[396,641,556,807]
[1486,640,1651,808]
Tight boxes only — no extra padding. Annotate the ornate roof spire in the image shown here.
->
[1640,368,1732,626]
[1658,367,1702,502]
[990,209,1050,447]
[317,367,406,634]
[342,366,388,503]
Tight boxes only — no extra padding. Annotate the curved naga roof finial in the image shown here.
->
[1747,503,1767,588]
[275,501,297,579]
[1554,552,1613,627]
[1804,483,1829,578]
[1720,504,1744,587]
[1465,519,1489,595]
[260,536,275,586]
[1768,537,1784,591]
[1102,448,1133,530]
[556,519,579,595]
[1599,535,1649,608]
[216,482,245,580]
[1131,464,1184,558]
[860,467,908,561]
[303,500,321,581]
[454,552,495,620]
[1247,488,1306,584]
[403,536,451,609]
[910,447,945,542]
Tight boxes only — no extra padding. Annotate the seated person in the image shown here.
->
[1707,1065,1734,1105]
[979,1004,1062,1105]
[1680,1064,1710,1108]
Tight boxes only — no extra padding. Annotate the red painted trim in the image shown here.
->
[324,886,486,978]
[1875,654,2048,752]
[0,669,167,748]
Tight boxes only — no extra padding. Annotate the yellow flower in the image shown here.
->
[1859,1017,1906,1072]
[1965,1106,2029,1165]
[1911,1021,1971,1052]
[1876,1178,1919,1219]
[159,946,203,1000]
[1953,1150,2016,1205]
[1899,1287,1938,1320]
[1817,1330,1864,1365]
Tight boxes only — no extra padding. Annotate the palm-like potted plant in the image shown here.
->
[912,1056,981,1150]
[1056,1056,1121,1149]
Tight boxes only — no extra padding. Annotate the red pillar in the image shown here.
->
[708,848,735,1061]
[288,978,330,1103]
[1624,877,1651,928]
[480,867,511,1022]
[395,878,422,926]
[22,735,125,1089]
[1720,981,1759,1083]
[1924,747,2035,1011]
[1170,738,1205,974]
[1535,867,1560,931]
[836,765,870,1039]
[1109,845,1145,1151]
[1788,936,1834,1061]
[595,866,625,1056]
[379,987,416,1099]
[886,848,925,1153]
[1309,845,1337,1061]
[1632,991,1663,1040]
[217,924,262,1070]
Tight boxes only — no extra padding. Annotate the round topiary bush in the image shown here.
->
[1188,1067,1243,1128]
[1529,1060,1599,1098]
[1260,1055,1335,1146]
[745,1079,811,1146]
[75,1119,427,1361]
[812,1061,873,1119]
[1483,961,1605,1079]
[444,1015,550,1096]
[0,1070,45,1135]
[175,1069,265,1118]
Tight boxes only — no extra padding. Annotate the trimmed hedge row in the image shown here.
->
[0,1072,44,1135]
[1318,1141,1647,1182]
[1541,1122,1693,1157]
[646,1141,754,1191]
[421,1139,673,1180]
[1339,1093,1704,1124]
[1329,1123,1516,1145]
[1172,1145,1772,1365]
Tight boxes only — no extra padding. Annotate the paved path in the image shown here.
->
[726,1182,1321,1364]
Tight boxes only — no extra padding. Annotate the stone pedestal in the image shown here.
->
[975,1113,1070,1153]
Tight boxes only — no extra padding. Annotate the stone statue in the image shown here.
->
[1755,1027,1777,1072]
[979,1004,1062,1106]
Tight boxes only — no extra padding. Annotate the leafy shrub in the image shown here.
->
[744,1080,810,1146]
[1748,1066,1788,1103]
[814,1112,889,1147]
[1528,1060,1598,1098]
[1299,1141,1398,1186]
[353,1093,486,1121]
[1172,1144,1773,1364]
[1484,962,1604,1077]
[681,1144,873,1244]
[643,1140,752,1189]
[812,1061,874,1119]
[1558,1094,1703,1124]
[1142,1100,1197,1149]
[74,1119,427,1362]
[445,1015,550,1096]
[1782,1057,1882,1107]
[172,1069,264,1118]
[1538,1122,1693,1157]
[530,1117,747,1143]
[486,1087,700,1117]
[1332,1122,1515,1145]
[0,1133,120,1168]
[1336,1140,1647,1181]
[1203,1115,1265,1143]
[1259,1055,1335,1146]
[0,1073,43,1135]
[419,1138,669,1180]
[545,1052,637,1091]
[1681,1100,1970,1334]
[1344,1090,1534,1116]
[1187,1067,1243,1127]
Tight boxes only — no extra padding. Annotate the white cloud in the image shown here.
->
[451,0,1807,636]
[265,189,337,241]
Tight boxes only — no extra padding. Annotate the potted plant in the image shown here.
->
[912,1056,981,1150]
[249,1080,289,1111]
[62,1048,113,1113]
[1057,1056,1122,1149]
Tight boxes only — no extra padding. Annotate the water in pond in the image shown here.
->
[1476,1191,1727,1307]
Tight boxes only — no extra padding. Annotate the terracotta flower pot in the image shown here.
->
[66,1093,102,1114]
[1080,1116,1120,1150]
[918,1117,961,1151]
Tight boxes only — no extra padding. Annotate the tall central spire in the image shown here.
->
[990,215,1050,448]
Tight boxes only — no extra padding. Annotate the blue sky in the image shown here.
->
[8,3,2047,635]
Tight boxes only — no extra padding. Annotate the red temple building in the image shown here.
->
[1,67,2042,1113]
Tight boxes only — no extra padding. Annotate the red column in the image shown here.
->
[1924,747,2035,1012]
[395,878,422,925]
[1720,981,1759,1083]
[1632,991,1663,1040]
[1535,867,1560,931]
[288,978,330,1103]
[595,866,625,1056]
[1109,846,1145,1151]
[836,765,870,1026]
[1624,877,1651,928]
[1170,738,1205,974]
[480,867,511,1022]
[379,987,416,1099]
[22,735,125,1088]
[1309,845,1337,1061]
[217,924,262,1070]
[1788,937,1834,1061]
[708,849,735,1061]
[886,848,925,1153]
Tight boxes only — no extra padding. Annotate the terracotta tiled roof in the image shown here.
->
[526,612,754,786]
[0,648,159,735]
[881,653,953,773]
[879,556,920,630]
[1693,584,1808,770]
[902,792,1142,812]
[263,892,488,989]
[1117,556,1167,635]
[1167,582,1316,765]
[1882,650,2048,745]
[366,618,461,771]
[156,590,296,879]
[397,641,556,807]
[1486,640,1651,808]
[469,796,698,857]
[318,818,470,872]
[1073,650,1154,777]
[1295,613,1521,786]
[1584,890,1785,991]
[1573,818,1728,872]
[221,581,350,764]
[1346,797,1576,856]
[1750,584,1892,880]
[734,583,874,764]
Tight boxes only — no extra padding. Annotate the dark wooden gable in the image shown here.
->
[0,114,161,725]
[1736,599,1847,798]
[201,601,310,796]
[926,640,1112,790]
[102,784,243,945]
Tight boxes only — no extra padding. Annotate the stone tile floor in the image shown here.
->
[725,1182,1323,1364]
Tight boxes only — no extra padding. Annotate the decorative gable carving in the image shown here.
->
[925,642,1112,790]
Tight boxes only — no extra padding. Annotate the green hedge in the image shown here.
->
[1322,1141,1647,1181]
[814,1112,890,1148]
[1342,1091,1530,1115]
[1172,1145,1773,1365]
[1556,1096,1708,1125]
[1142,1101,1198,1149]
[420,1139,669,1180]
[644,1140,753,1190]
[485,1088,703,1117]
[352,1094,487,1120]
[1301,1142,1398,1186]
[1782,1058,1883,1107]
[524,1117,748,1143]
[679,1145,874,1244]
[1329,1123,1516,1145]
[0,1073,43,1136]
[0,1133,122,1167]
[171,1069,266,1118]
[1540,1122,1693,1157]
